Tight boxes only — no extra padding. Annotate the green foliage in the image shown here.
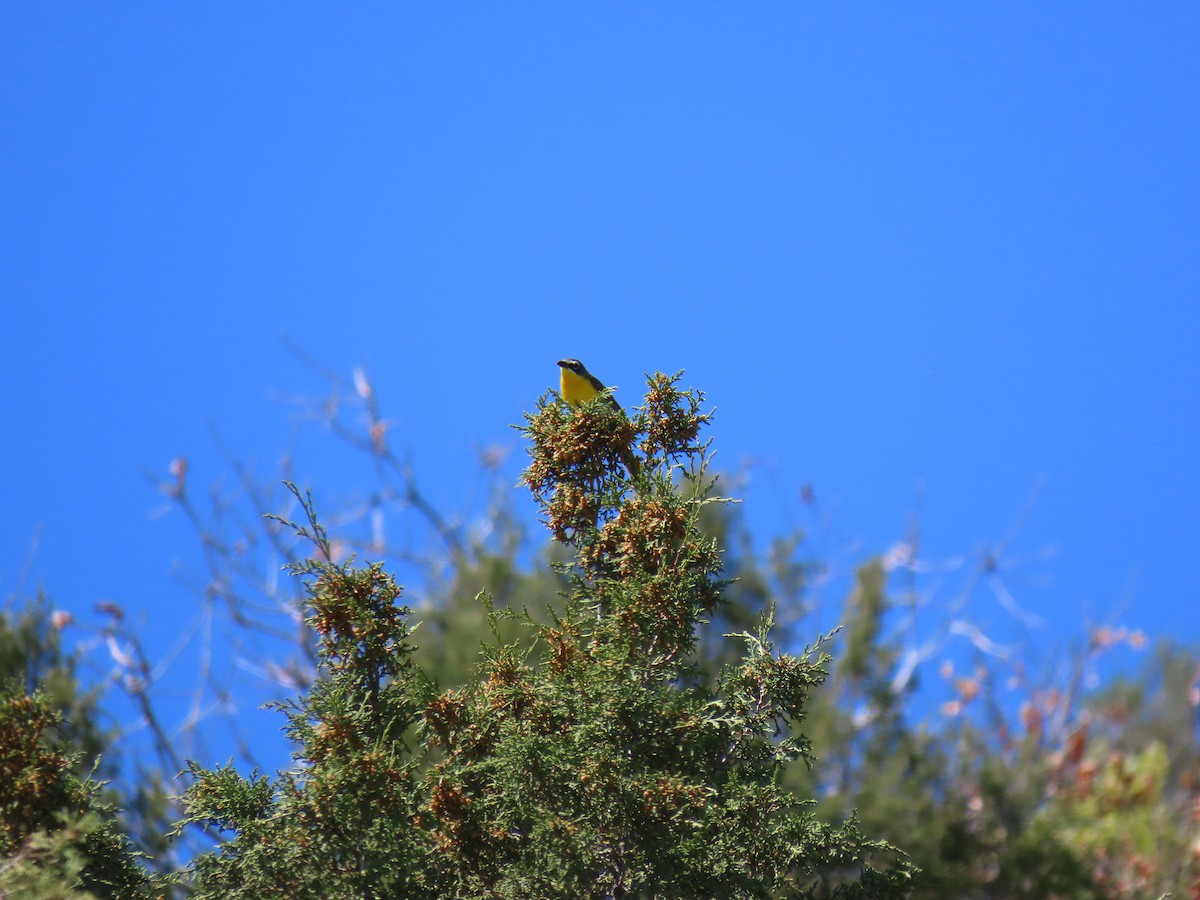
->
[0,594,109,779]
[1035,741,1180,897]
[10,365,1192,896]
[1,595,182,878]
[0,683,149,898]
[415,550,568,691]
[177,374,913,898]
[178,536,435,898]
[836,562,888,684]
[1040,640,1200,898]
[782,551,1200,898]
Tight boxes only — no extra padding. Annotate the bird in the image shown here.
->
[556,358,640,476]
[557,358,622,412]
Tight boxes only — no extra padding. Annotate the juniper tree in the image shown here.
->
[0,684,150,899]
[177,371,912,898]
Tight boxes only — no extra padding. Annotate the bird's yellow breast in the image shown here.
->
[560,367,601,408]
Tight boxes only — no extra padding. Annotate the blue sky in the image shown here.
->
[3,5,1198,769]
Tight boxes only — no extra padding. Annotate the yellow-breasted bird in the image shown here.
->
[557,358,640,476]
